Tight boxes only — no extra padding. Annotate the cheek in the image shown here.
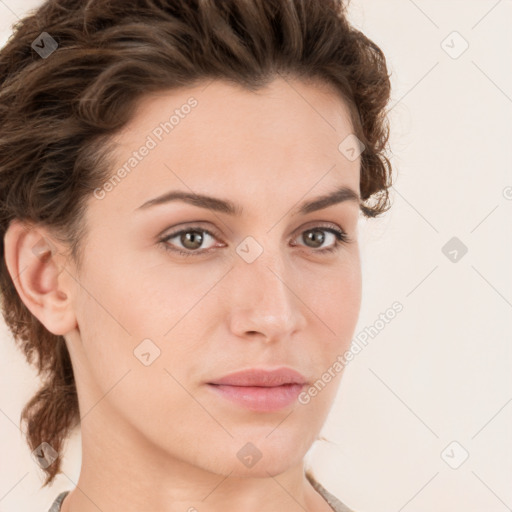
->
[332,261,362,332]
[73,280,196,436]
[304,253,362,331]
[72,254,215,399]
[305,256,363,381]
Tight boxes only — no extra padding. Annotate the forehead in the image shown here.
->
[90,77,361,219]
[117,77,356,152]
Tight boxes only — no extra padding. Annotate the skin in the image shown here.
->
[4,77,362,512]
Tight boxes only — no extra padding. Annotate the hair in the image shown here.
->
[0,0,393,487]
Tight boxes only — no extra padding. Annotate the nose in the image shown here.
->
[226,249,308,344]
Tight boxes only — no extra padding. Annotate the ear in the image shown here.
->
[3,219,78,336]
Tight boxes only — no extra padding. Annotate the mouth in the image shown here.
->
[206,367,307,412]
[206,383,306,412]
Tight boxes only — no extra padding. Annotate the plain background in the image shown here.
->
[0,1,511,511]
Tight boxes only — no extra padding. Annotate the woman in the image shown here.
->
[0,0,393,510]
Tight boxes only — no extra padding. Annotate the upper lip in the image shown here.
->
[208,367,308,387]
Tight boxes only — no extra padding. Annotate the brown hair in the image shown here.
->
[0,0,393,486]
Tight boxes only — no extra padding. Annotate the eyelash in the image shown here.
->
[158,224,352,258]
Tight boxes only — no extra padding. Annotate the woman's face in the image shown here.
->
[65,77,363,478]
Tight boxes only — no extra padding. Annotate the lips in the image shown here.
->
[206,367,308,412]
[208,367,308,387]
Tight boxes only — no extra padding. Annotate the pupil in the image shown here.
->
[306,229,324,248]
[183,231,203,249]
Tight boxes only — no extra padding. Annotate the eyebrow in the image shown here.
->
[135,185,361,216]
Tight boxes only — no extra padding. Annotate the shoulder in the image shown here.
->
[305,470,356,512]
[47,491,70,512]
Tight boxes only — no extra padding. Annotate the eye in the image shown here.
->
[159,224,351,257]
[159,226,221,257]
[292,225,351,254]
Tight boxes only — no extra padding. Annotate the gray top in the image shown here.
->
[47,491,69,512]
[48,474,354,512]
[305,471,355,512]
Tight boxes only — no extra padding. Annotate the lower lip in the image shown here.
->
[207,383,305,412]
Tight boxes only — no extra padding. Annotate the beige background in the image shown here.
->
[1,1,511,511]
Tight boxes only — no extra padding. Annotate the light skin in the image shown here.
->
[4,77,362,511]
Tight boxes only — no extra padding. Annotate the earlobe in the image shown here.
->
[3,219,78,336]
